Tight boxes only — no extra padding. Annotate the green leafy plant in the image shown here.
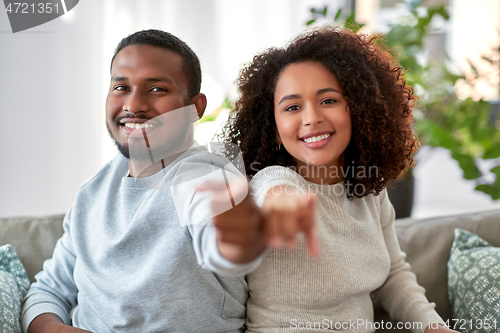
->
[198,97,234,123]
[307,2,500,199]
[385,3,500,200]
[307,6,364,33]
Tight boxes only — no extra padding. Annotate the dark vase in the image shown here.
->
[387,173,414,219]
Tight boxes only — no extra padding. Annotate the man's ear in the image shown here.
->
[190,93,207,121]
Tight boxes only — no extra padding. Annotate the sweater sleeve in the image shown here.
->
[250,166,304,208]
[370,189,445,333]
[21,208,78,332]
[169,152,264,276]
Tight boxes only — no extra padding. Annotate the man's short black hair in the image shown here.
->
[112,29,202,100]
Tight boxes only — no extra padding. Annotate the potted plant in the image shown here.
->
[307,2,500,217]
[383,2,500,213]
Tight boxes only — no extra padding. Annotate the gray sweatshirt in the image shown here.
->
[21,145,261,333]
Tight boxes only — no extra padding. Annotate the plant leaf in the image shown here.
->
[199,115,217,123]
[334,9,342,21]
[482,56,494,64]
[345,12,364,33]
[450,152,481,180]
[306,19,316,26]
[476,184,500,200]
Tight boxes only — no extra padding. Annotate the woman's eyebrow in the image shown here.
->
[278,94,300,105]
[317,87,341,95]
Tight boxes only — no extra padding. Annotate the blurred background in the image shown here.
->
[0,0,499,219]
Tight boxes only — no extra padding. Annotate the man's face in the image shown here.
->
[106,44,192,160]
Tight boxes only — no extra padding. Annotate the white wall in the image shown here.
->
[0,1,105,217]
[451,0,499,100]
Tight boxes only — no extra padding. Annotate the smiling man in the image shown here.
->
[21,29,259,333]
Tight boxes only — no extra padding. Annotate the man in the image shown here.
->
[21,29,261,333]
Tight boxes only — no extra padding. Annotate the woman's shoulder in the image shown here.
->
[249,166,306,206]
[250,165,305,187]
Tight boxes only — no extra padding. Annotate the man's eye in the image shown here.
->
[321,98,336,104]
[113,85,128,91]
[150,87,166,92]
[285,105,300,112]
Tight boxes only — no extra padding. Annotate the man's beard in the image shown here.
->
[106,106,195,163]
[107,128,132,159]
[106,120,136,159]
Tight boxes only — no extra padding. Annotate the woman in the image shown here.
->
[213,27,458,333]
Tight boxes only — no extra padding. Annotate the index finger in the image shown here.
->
[301,194,319,257]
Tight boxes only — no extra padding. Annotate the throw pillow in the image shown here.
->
[448,229,500,333]
[0,244,31,333]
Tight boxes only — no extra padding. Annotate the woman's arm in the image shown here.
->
[371,189,455,333]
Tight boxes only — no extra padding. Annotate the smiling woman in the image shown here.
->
[218,27,458,333]
[223,27,418,199]
[273,61,351,185]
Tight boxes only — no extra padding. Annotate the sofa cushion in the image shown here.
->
[0,244,30,333]
[0,215,64,282]
[374,208,500,332]
[393,208,500,321]
[447,229,500,333]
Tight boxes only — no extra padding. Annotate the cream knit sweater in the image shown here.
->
[246,166,444,333]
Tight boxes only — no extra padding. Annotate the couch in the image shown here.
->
[1,208,500,332]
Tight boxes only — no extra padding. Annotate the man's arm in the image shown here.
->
[28,314,90,333]
[198,180,317,266]
[21,210,80,333]
[174,154,315,275]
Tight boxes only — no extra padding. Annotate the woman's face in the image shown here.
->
[273,61,351,184]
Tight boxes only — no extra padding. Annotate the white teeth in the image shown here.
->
[303,133,332,143]
[123,122,156,129]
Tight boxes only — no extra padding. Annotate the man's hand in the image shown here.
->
[262,185,318,257]
[198,181,318,264]
[28,313,91,333]
[197,178,266,264]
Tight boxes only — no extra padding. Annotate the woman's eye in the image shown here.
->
[321,98,336,104]
[285,105,300,112]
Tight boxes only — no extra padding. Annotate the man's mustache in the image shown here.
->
[115,114,162,126]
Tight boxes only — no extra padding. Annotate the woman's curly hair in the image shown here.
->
[222,27,419,199]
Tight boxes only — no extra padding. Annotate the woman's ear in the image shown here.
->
[274,127,282,145]
[274,127,282,150]
[190,93,207,121]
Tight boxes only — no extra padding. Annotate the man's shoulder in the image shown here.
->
[169,145,240,175]
[164,144,245,193]
[79,154,129,192]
